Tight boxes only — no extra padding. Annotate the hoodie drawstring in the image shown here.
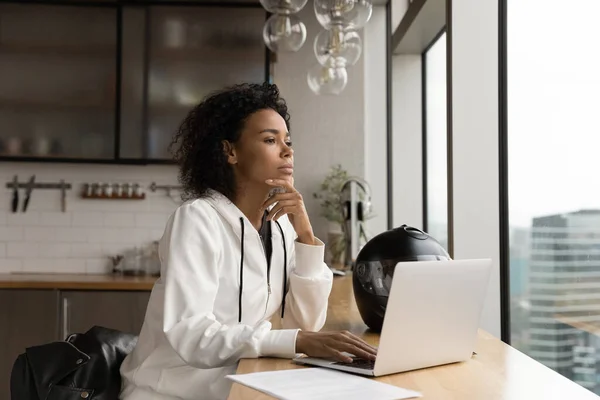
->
[238,218,288,323]
[275,221,287,319]
[238,217,245,323]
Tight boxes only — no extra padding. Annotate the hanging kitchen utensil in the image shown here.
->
[22,175,36,212]
[60,179,67,212]
[11,175,18,213]
[4,179,72,212]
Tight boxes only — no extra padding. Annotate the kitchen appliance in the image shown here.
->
[110,242,160,277]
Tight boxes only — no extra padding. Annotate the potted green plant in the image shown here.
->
[313,164,350,268]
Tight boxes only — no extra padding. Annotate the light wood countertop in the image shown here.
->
[229,275,600,400]
[0,273,157,290]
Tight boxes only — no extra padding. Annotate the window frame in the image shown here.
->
[422,28,448,245]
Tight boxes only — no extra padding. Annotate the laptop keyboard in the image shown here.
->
[332,357,375,370]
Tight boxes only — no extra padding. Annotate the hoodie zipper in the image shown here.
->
[265,243,272,318]
[258,223,272,319]
[259,242,272,318]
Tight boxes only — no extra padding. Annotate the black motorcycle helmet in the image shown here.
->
[352,224,450,332]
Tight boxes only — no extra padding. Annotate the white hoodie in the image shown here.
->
[119,190,333,400]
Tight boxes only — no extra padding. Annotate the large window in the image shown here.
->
[508,0,600,393]
[424,32,448,250]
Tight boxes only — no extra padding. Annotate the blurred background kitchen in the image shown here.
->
[0,0,389,275]
[0,1,389,396]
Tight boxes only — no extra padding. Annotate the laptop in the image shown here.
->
[293,258,492,377]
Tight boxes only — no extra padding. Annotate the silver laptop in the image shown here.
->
[293,258,492,377]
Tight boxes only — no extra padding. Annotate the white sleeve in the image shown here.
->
[161,203,299,369]
[281,233,334,331]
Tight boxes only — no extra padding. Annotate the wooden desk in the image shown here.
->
[229,275,599,400]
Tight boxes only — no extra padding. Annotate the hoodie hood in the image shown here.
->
[203,189,247,239]
[203,189,287,239]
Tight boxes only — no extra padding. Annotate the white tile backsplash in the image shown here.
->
[38,243,71,258]
[7,211,40,226]
[71,243,103,258]
[0,163,180,274]
[102,242,134,256]
[103,212,135,227]
[86,259,111,274]
[0,258,21,273]
[22,258,87,274]
[25,227,87,243]
[7,242,39,258]
[135,213,170,228]
[55,227,91,243]
[0,226,24,242]
[40,211,72,227]
[72,211,104,227]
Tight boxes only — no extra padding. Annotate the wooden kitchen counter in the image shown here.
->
[229,275,600,400]
[0,273,157,290]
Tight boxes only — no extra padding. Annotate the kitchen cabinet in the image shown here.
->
[61,290,150,337]
[0,288,150,400]
[0,3,118,161]
[120,5,268,161]
[0,290,60,400]
[0,2,269,164]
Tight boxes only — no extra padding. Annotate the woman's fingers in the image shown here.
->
[327,341,376,362]
[262,192,299,210]
[339,335,378,357]
[266,178,295,192]
[340,331,378,353]
[297,331,378,363]
[324,332,377,361]
[266,201,296,220]
[324,345,354,363]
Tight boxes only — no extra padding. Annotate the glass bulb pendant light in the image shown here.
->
[263,14,307,52]
[314,0,373,30]
[307,63,348,95]
[260,0,308,14]
[314,27,362,67]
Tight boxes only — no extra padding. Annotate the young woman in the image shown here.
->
[119,83,377,400]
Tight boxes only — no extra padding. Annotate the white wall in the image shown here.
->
[392,55,423,230]
[364,6,388,237]
[274,3,365,243]
[390,0,423,231]
[450,0,501,337]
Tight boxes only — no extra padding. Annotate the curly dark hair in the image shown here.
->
[170,82,290,201]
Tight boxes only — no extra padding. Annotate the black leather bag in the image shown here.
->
[10,326,137,400]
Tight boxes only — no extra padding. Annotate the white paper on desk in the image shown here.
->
[226,368,422,400]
